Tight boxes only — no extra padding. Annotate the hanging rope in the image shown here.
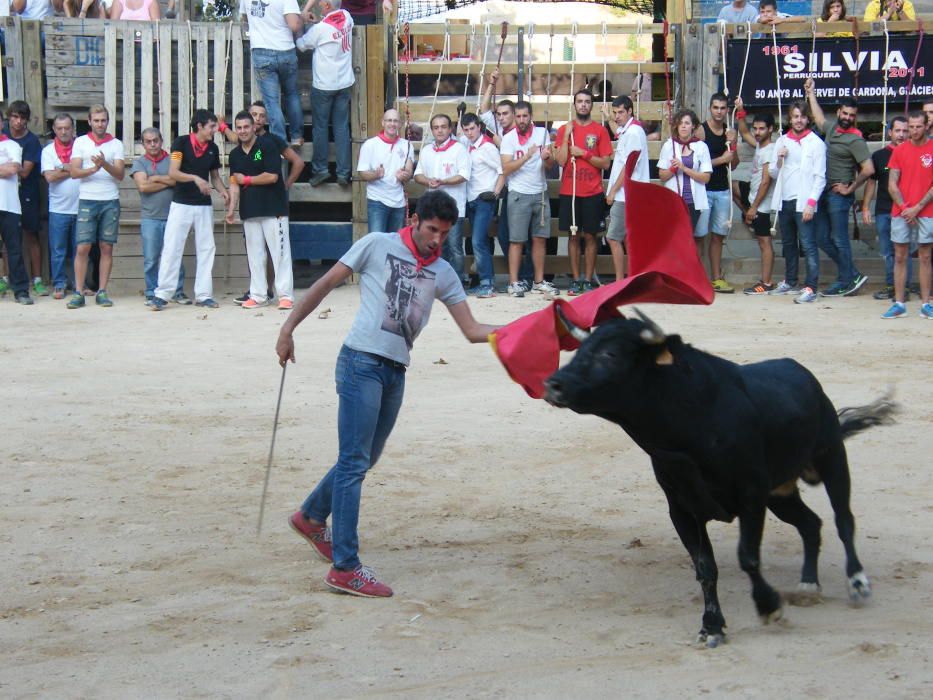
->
[771,25,784,134]
[568,22,578,238]
[155,20,164,136]
[525,23,534,102]
[476,22,490,111]
[545,25,554,124]
[882,19,890,146]
[399,21,414,226]
[662,19,673,132]
[424,22,450,147]
[568,22,577,122]
[490,21,509,137]
[733,22,752,126]
[601,21,608,120]
[850,17,861,94]
[719,22,734,232]
[219,21,233,282]
[462,24,476,105]
[634,21,643,120]
[903,20,925,115]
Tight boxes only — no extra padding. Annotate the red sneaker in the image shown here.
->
[325,564,393,598]
[288,512,333,562]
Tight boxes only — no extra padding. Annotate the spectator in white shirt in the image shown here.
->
[414,114,471,286]
[240,0,305,145]
[40,113,81,299]
[357,109,413,233]
[296,0,355,186]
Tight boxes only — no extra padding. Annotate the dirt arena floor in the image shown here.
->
[3,285,932,698]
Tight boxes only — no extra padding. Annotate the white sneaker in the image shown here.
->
[794,287,818,304]
[768,280,798,295]
[507,283,525,298]
[532,280,560,296]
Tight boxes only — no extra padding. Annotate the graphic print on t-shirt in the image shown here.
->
[381,254,435,348]
[249,0,269,18]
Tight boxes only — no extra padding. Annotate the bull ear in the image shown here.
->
[632,307,666,345]
[655,348,674,366]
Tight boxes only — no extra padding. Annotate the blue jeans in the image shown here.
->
[817,191,859,286]
[300,346,406,571]
[467,198,496,286]
[778,200,820,290]
[875,213,912,287]
[495,192,533,282]
[251,48,304,142]
[367,199,406,234]
[48,212,77,289]
[442,217,466,282]
[311,85,351,179]
[141,218,184,299]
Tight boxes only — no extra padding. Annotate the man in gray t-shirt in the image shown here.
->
[131,128,188,304]
[279,190,499,599]
[717,0,760,23]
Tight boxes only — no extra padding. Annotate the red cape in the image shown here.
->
[489,152,714,398]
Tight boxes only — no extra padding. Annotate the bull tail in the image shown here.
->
[838,391,898,440]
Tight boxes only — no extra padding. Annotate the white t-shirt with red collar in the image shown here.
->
[358,133,411,209]
[607,118,650,203]
[414,138,471,217]
[0,137,23,215]
[71,134,125,201]
[500,126,550,195]
[460,134,502,202]
[296,9,355,91]
[41,142,81,215]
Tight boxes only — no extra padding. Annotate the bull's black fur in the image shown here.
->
[544,315,895,646]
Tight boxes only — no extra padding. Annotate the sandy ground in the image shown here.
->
[2,285,933,699]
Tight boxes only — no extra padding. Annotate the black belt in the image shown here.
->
[359,350,407,371]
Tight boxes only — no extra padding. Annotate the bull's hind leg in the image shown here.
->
[737,505,783,624]
[664,497,727,647]
[815,444,871,601]
[768,487,822,594]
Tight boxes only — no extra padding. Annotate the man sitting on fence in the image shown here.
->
[151,109,228,311]
[226,110,295,310]
[240,0,305,146]
[296,0,355,187]
[131,127,190,306]
[41,114,81,300]
[68,105,125,309]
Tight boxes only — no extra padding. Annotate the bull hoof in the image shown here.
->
[759,605,784,625]
[848,571,872,602]
[785,582,822,607]
[696,631,727,648]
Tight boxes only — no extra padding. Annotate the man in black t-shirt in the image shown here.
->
[862,117,912,300]
[226,111,294,310]
[152,109,228,311]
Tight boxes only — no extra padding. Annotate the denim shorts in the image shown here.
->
[891,216,933,245]
[606,201,626,241]
[76,199,120,246]
[696,189,732,238]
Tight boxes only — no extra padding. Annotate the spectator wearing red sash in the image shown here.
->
[40,114,81,299]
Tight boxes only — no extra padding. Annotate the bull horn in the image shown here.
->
[555,305,590,343]
[633,307,666,345]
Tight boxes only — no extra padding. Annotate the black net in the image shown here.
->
[399,0,657,23]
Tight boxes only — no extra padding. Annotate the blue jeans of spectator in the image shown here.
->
[48,212,77,289]
[300,346,406,571]
[367,199,406,234]
[467,198,496,286]
[141,218,185,299]
[311,85,351,180]
[779,200,820,290]
[817,191,859,286]
[495,192,533,282]
[874,212,912,287]
[251,48,304,143]
[443,216,466,283]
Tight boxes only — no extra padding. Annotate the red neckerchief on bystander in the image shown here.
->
[377,131,399,145]
[786,129,813,143]
[469,135,494,152]
[53,138,74,163]
[88,132,114,146]
[399,225,440,271]
[145,149,169,173]
[433,138,456,152]
[189,133,209,158]
[322,9,347,30]
[516,126,536,146]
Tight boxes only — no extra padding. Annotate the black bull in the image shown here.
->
[544,309,896,647]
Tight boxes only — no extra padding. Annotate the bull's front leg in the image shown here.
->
[665,497,727,648]
[737,505,783,623]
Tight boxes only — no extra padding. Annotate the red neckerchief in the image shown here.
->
[433,137,456,153]
[0,134,8,143]
[469,135,494,152]
[54,138,74,163]
[145,149,168,173]
[399,225,440,271]
[786,129,812,143]
[88,132,114,146]
[672,136,699,146]
[377,131,399,145]
[503,125,515,135]
[189,133,209,158]
[322,9,347,29]
[835,125,863,137]
[516,126,536,146]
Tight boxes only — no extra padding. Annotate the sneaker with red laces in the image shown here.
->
[241,297,269,309]
[278,298,294,310]
[288,512,333,562]
[325,564,393,598]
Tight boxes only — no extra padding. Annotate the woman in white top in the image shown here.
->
[658,109,713,232]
